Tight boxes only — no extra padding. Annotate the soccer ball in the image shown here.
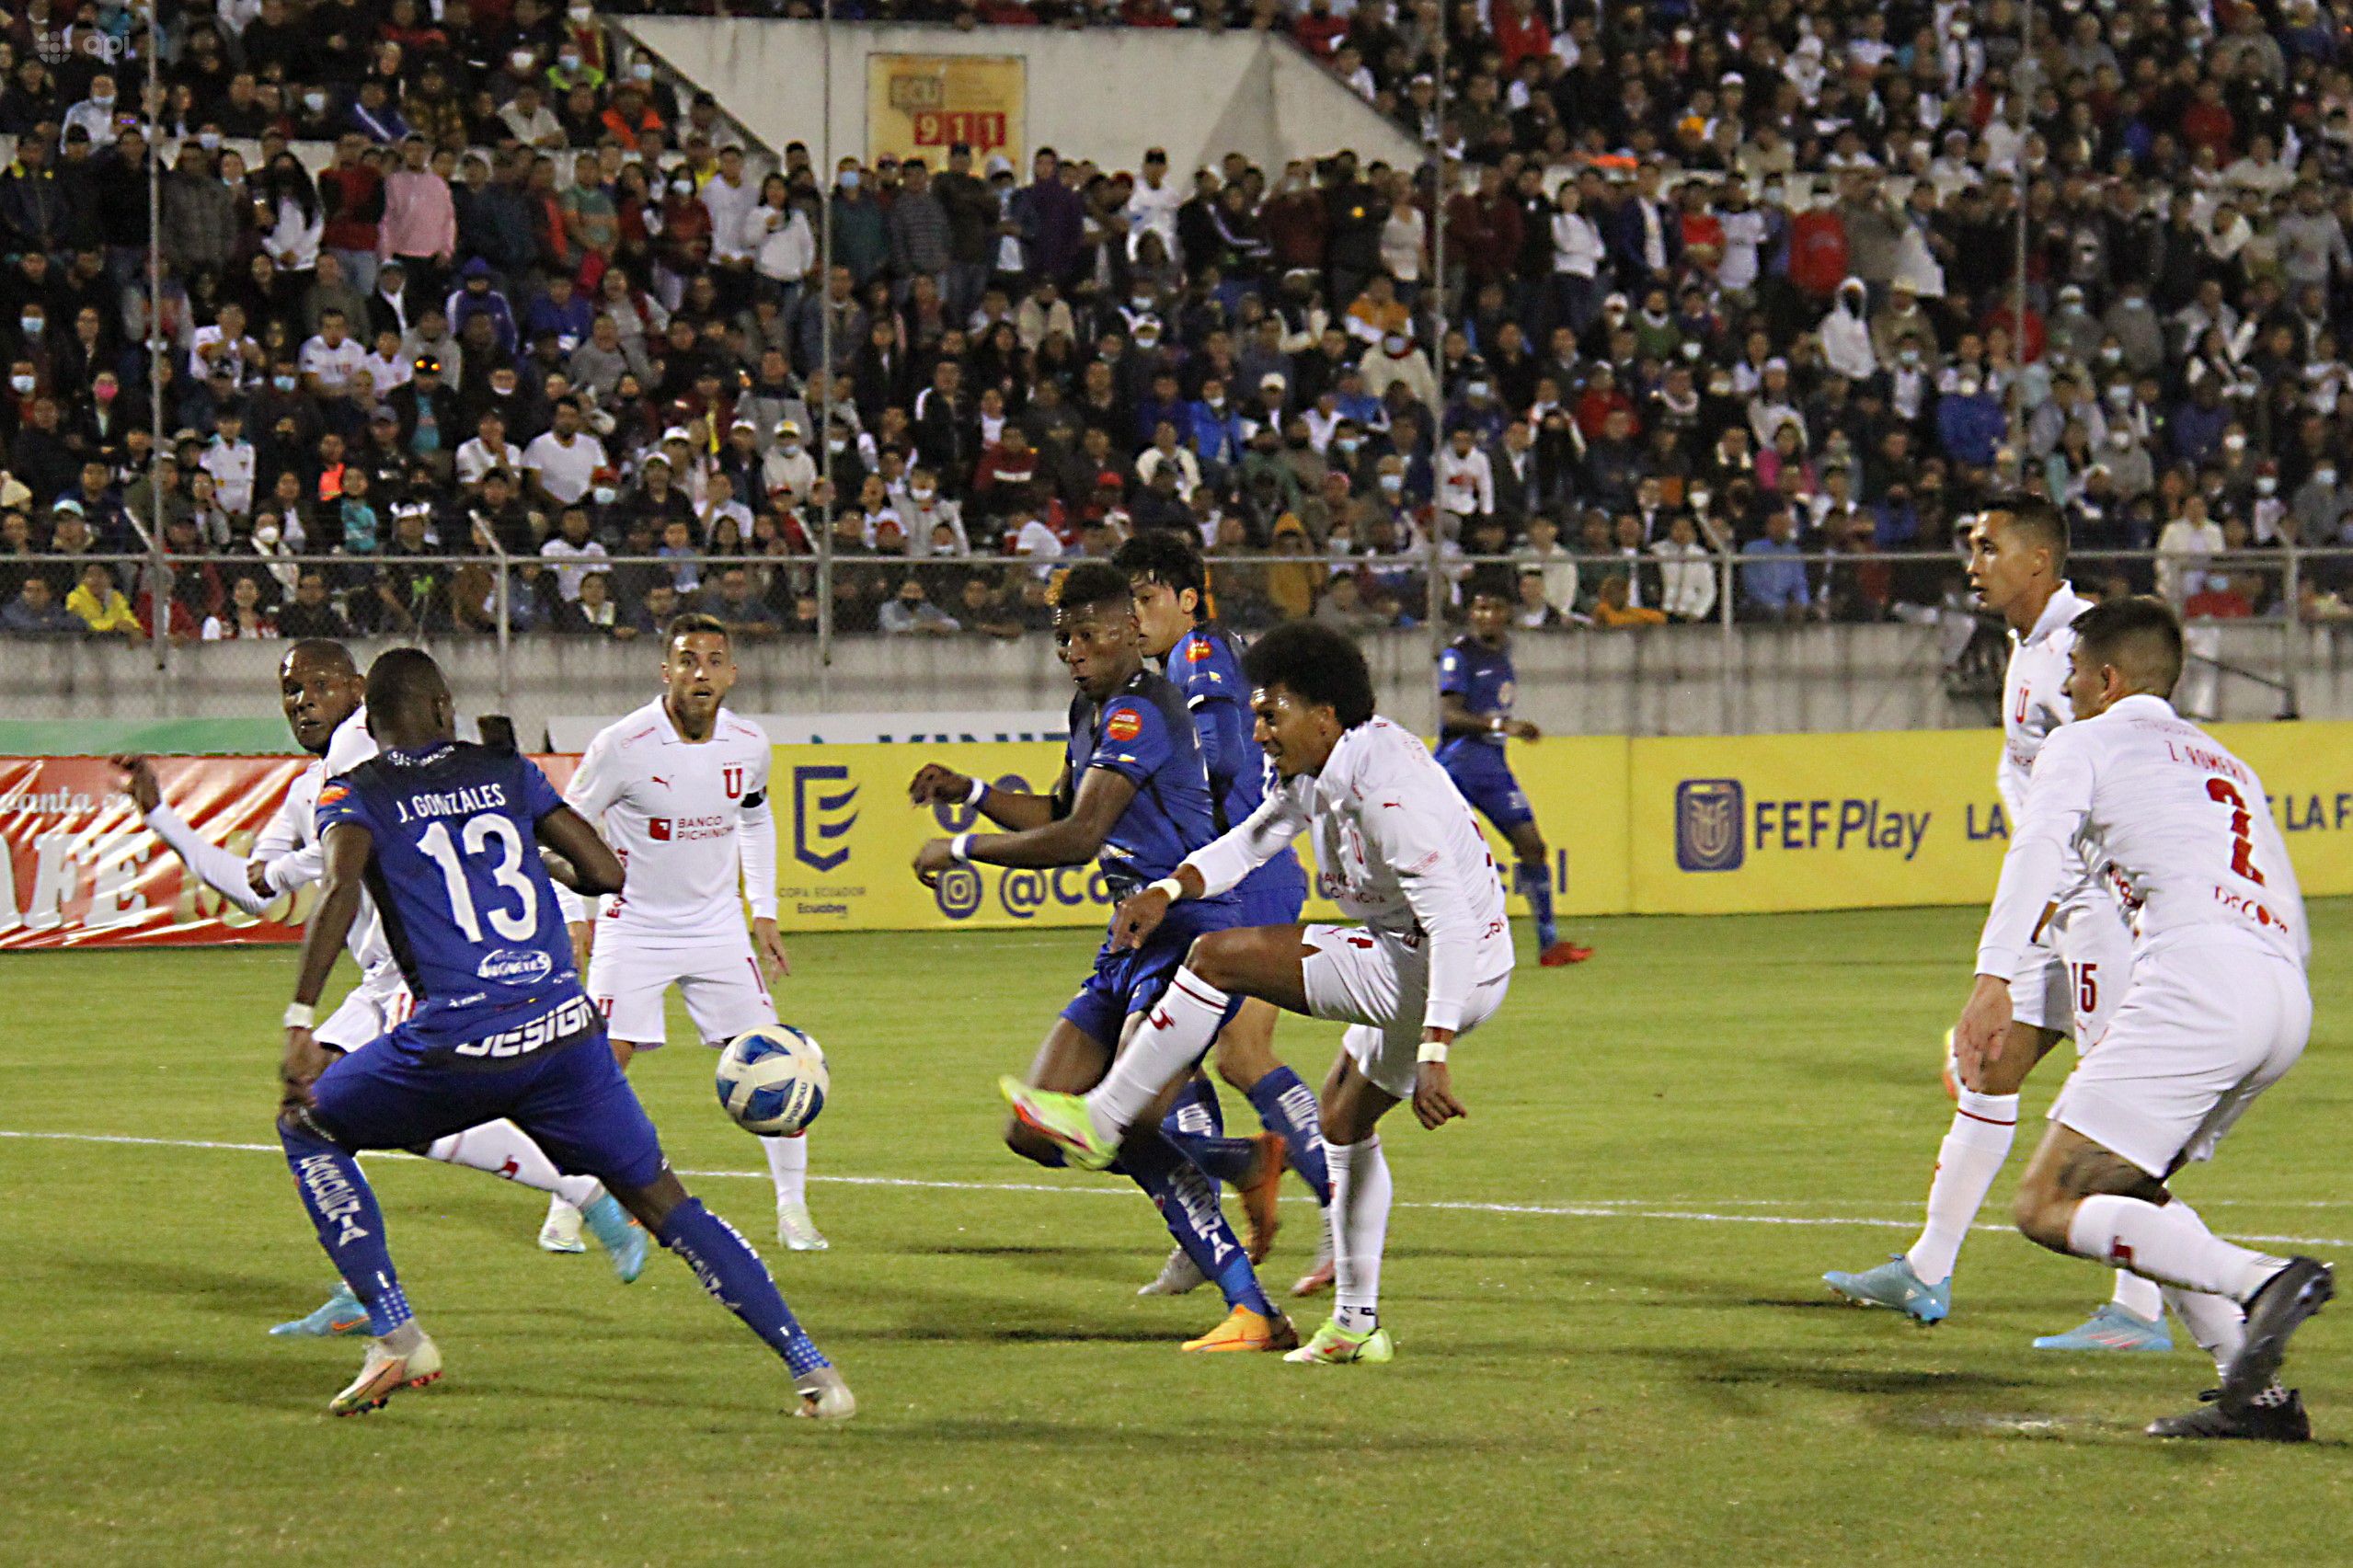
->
[715,1024,829,1137]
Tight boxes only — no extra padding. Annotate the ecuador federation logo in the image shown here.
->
[1105,707,1142,743]
[1675,779,1745,873]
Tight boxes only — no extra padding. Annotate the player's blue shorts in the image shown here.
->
[1062,896,1244,1048]
[1235,850,1310,928]
[307,1006,666,1193]
[1438,740,1534,830]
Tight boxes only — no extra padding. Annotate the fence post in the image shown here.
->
[2280,531,2301,719]
[1716,536,1737,732]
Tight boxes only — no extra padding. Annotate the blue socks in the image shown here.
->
[657,1197,830,1375]
[1162,1130,1265,1185]
[1165,1075,1224,1141]
[1244,1066,1331,1206]
[1516,858,1557,949]
[1120,1128,1274,1317]
[281,1114,411,1336]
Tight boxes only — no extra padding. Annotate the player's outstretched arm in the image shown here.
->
[907,761,1059,831]
[114,753,278,916]
[913,767,1138,884]
[537,805,626,896]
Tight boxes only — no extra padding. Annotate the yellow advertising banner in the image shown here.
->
[767,735,1631,933]
[866,53,1024,166]
[1625,721,2353,916]
[764,721,2353,932]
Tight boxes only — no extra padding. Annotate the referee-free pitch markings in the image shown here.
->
[7,1127,2350,1250]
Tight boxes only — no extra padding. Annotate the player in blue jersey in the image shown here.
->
[1436,571,1592,967]
[1117,531,1337,1299]
[908,561,1295,1354]
[276,648,852,1419]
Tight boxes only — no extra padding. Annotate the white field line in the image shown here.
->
[6,1127,2351,1250]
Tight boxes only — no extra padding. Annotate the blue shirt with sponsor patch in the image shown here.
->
[1435,635,1515,758]
[317,740,585,1047]
[1168,624,1305,910]
[1062,669,1236,908]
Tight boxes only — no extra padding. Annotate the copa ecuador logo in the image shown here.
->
[1106,707,1142,743]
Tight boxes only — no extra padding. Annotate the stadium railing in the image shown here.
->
[3,543,2331,727]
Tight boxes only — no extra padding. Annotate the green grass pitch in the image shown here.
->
[6,908,2351,1565]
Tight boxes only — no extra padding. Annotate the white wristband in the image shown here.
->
[1488,715,1506,734]
[949,831,974,864]
[283,1002,316,1029]
[1416,1039,1450,1064]
[1148,876,1186,903]
[964,775,988,806]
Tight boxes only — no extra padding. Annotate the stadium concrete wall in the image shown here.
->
[614,17,1422,177]
[0,623,2324,746]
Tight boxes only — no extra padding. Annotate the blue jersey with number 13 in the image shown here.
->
[317,740,584,1047]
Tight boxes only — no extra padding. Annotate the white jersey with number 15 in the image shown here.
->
[560,698,779,942]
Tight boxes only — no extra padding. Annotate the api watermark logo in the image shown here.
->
[1675,779,1745,872]
[792,765,858,872]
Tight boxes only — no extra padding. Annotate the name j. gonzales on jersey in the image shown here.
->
[1677,778,1931,870]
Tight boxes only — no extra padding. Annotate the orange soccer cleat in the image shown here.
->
[1181,1305,1300,1354]
[1539,941,1594,967]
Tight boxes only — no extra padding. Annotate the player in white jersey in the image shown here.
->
[544,613,818,1250]
[1959,596,2328,1440]
[1004,622,1515,1365]
[118,640,645,1337]
[1826,499,2160,1346]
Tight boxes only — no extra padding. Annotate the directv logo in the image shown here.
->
[1676,780,1745,872]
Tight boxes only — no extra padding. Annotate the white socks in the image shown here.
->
[1329,1136,1392,1333]
[1904,1090,2017,1286]
[2109,1265,2165,1322]
[427,1120,604,1209]
[765,1130,809,1207]
[2066,1194,2289,1303]
[1084,967,1229,1142]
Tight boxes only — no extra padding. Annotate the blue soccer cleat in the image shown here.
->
[1823,1255,1951,1323]
[580,1194,649,1284]
[2033,1302,2174,1352]
[270,1281,370,1338]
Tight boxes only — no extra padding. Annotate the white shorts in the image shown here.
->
[317,973,415,1052]
[2009,884,2133,1041]
[587,928,775,1049]
[2050,933,2311,1177]
[1301,924,1512,1099]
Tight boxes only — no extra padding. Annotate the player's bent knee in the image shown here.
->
[1183,930,1245,991]
[2010,1173,2076,1253]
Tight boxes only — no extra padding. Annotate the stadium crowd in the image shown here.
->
[5,0,2353,644]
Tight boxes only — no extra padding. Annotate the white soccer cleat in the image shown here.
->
[328,1333,443,1415]
[539,1196,586,1253]
[1138,1245,1208,1297]
[791,1365,855,1421]
[776,1201,829,1252]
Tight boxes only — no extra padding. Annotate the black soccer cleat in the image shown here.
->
[2147,1387,2312,1443]
[2223,1258,2335,1411]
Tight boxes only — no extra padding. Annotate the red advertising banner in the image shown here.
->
[0,754,580,951]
